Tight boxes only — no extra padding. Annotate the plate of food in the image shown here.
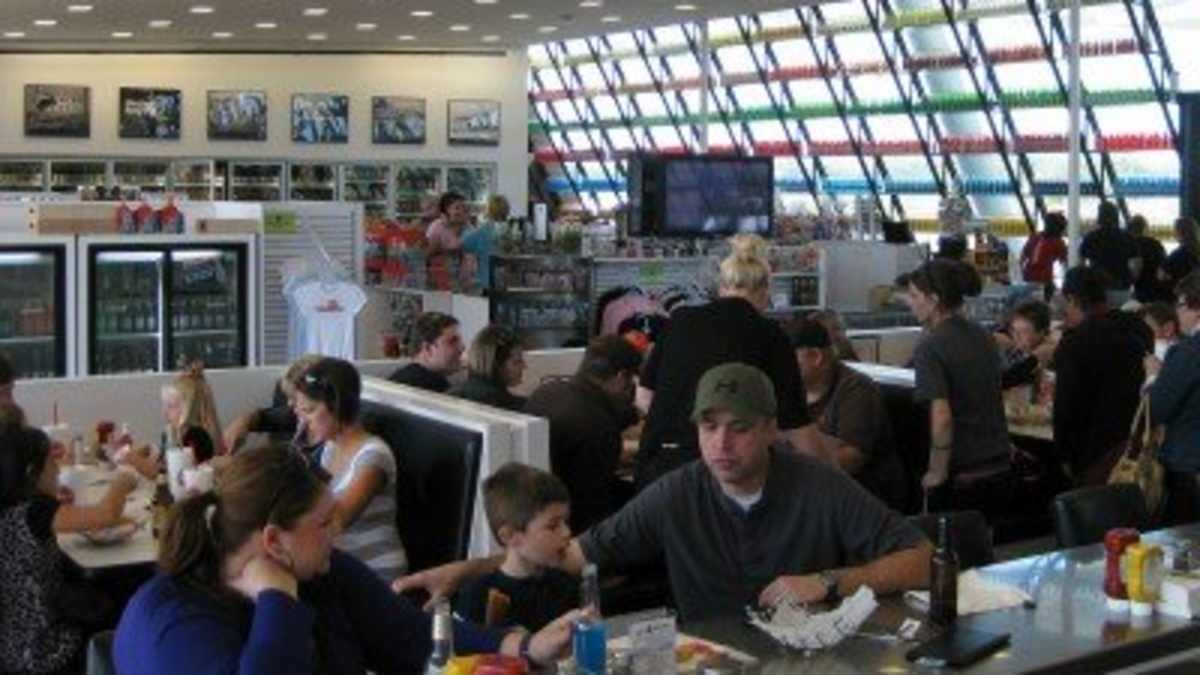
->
[605,633,758,673]
[82,521,138,546]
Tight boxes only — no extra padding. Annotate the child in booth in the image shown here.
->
[455,463,579,632]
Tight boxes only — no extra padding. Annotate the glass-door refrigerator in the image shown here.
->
[0,236,75,379]
[79,235,257,375]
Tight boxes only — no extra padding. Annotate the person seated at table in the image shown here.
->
[524,335,642,535]
[806,308,859,362]
[397,363,931,623]
[1054,266,1153,485]
[223,354,322,453]
[0,418,138,675]
[1140,301,1181,361]
[905,260,1014,518]
[995,300,1056,390]
[1145,271,1200,525]
[449,325,527,411]
[456,463,578,632]
[297,357,408,580]
[113,445,577,675]
[388,311,464,393]
[162,363,226,456]
[789,319,906,511]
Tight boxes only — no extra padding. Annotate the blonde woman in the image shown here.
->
[448,325,526,411]
[634,234,825,487]
[162,363,226,457]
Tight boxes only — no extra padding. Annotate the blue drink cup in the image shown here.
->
[572,618,608,674]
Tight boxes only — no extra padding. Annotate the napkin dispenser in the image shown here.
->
[1156,573,1200,619]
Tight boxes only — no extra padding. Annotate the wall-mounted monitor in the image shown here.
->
[628,154,773,238]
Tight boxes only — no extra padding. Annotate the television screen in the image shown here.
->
[660,157,773,237]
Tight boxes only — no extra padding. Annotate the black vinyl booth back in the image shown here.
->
[361,400,484,573]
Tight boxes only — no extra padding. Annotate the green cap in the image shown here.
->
[691,362,777,425]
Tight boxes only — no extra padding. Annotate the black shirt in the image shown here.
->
[579,451,926,622]
[1054,310,1153,481]
[449,375,526,412]
[388,363,451,393]
[636,297,810,487]
[1165,247,1200,289]
[1133,235,1171,303]
[524,376,639,534]
[454,569,579,632]
[1080,227,1140,289]
[912,315,1011,471]
[807,363,907,510]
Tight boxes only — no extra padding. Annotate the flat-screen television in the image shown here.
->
[628,155,774,238]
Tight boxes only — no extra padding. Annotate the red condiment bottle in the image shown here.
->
[1104,528,1141,611]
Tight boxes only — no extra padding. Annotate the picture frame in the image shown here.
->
[207,90,268,142]
[24,84,90,138]
[447,99,501,146]
[372,96,426,145]
[119,87,182,140]
[291,93,349,144]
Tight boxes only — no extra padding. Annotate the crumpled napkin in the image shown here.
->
[748,586,879,650]
[906,569,1033,615]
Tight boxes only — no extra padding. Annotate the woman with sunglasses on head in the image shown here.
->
[115,445,577,675]
[293,357,407,580]
[905,259,1014,519]
[449,324,527,411]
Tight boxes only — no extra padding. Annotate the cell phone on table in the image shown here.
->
[905,627,1010,668]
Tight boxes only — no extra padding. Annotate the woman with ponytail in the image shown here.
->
[114,445,577,675]
[636,234,825,488]
[905,259,1014,517]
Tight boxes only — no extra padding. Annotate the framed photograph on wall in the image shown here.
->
[447,99,501,146]
[119,87,182,140]
[372,96,425,145]
[24,84,90,138]
[292,93,349,144]
[207,90,268,141]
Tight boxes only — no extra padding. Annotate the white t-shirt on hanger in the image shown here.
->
[291,279,368,359]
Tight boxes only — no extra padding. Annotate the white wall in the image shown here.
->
[0,52,530,211]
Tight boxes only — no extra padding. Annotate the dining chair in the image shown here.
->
[1052,483,1149,549]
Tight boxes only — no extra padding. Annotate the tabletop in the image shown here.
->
[56,467,158,578]
[664,525,1200,674]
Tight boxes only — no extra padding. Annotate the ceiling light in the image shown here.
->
[33,20,58,27]
[481,35,501,42]
[255,21,278,29]
[148,20,173,28]
[675,3,699,10]
[356,22,377,30]
[538,25,558,33]
[509,13,530,20]
[111,31,133,38]
[396,34,416,41]
[580,0,603,7]
[449,24,471,32]
[601,15,621,22]
[67,5,93,13]
[411,10,434,17]
[190,6,215,14]
[307,32,327,40]
[4,31,26,38]
[212,31,233,38]
[475,0,499,4]
[302,8,328,17]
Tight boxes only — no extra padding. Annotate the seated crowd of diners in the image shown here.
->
[3,202,1200,674]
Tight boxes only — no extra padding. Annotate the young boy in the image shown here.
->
[455,463,579,632]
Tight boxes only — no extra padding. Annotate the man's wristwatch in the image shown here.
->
[818,570,841,603]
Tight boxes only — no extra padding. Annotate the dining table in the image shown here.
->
[55,464,158,579]
[611,524,1200,674]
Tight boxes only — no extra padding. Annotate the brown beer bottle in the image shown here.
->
[930,515,959,626]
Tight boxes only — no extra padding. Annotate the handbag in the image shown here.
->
[1107,395,1166,516]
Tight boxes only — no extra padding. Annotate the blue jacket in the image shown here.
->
[114,550,505,675]
[1150,332,1200,472]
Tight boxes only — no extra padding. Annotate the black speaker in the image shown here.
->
[625,154,666,237]
[1180,92,1200,221]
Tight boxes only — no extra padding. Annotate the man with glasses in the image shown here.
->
[397,363,931,622]
[1145,271,1200,523]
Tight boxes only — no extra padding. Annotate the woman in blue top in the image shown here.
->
[114,445,577,675]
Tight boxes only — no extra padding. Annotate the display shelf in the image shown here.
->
[229,162,283,202]
[49,161,107,194]
[289,163,337,201]
[0,161,47,192]
[0,335,55,345]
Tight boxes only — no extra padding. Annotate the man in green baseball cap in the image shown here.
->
[398,362,932,623]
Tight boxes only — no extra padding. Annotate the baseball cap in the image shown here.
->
[691,363,777,425]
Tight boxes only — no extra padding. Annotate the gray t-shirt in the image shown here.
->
[912,315,1011,470]
[578,451,926,622]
